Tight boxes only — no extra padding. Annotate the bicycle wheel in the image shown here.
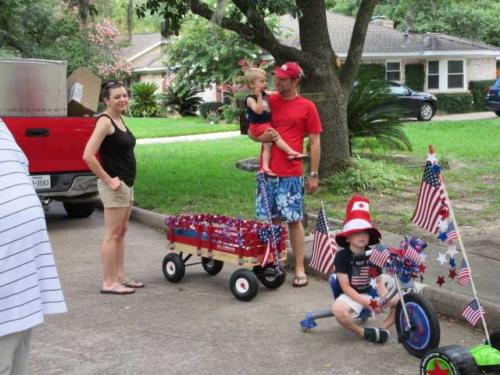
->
[395,292,440,358]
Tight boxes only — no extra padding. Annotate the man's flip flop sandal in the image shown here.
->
[293,275,308,288]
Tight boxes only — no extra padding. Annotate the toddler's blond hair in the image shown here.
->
[244,68,267,87]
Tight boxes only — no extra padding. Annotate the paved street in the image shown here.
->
[31,204,486,375]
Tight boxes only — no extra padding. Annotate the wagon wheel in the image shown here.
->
[254,265,286,289]
[201,257,224,275]
[229,269,259,301]
[420,345,479,375]
[162,253,185,283]
[396,292,440,358]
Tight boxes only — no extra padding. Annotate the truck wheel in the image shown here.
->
[162,253,185,283]
[230,269,258,301]
[63,201,96,218]
[201,257,224,275]
[254,265,286,289]
[420,345,479,375]
[396,292,440,358]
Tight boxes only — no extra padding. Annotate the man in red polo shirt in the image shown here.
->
[255,62,322,287]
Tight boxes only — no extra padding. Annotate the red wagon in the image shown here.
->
[163,214,287,301]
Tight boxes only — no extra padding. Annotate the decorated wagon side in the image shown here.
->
[163,214,287,301]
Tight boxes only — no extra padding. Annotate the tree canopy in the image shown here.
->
[164,16,262,88]
[0,0,130,79]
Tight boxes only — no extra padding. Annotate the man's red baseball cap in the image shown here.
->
[273,62,303,79]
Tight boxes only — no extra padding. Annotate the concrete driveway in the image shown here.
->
[31,204,487,375]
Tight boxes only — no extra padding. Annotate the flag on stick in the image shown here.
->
[309,205,337,274]
[411,154,447,234]
[457,259,471,286]
[462,299,485,326]
[368,244,390,268]
[446,222,458,244]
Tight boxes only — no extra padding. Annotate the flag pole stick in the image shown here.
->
[320,200,335,256]
[430,145,491,345]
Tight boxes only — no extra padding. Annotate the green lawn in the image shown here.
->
[403,119,500,160]
[125,117,239,139]
[134,118,500,227]
[135,136,260,217]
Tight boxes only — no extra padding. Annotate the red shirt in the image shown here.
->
[265,94,323,177]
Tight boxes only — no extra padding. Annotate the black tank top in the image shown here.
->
[98,114,136,187]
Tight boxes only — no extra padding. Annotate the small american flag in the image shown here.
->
[446,222,458,244]
[403,246,421,264]
[309,205,337,274]
[457,259,471,286]
[411,155,446,234]
[462,299,485,326]
[368,244,390,268]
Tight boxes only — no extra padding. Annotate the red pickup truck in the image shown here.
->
[2,116,98,218]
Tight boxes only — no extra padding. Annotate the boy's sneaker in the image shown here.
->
[364,327,390,344]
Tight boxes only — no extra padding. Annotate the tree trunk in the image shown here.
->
[296,0,351,175]
[127,0,134,42]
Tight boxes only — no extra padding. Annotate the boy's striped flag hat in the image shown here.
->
[335,195,381,248]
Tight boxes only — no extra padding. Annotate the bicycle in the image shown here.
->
[300,236,441,358]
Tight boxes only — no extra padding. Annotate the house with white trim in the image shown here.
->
[280,12,500,93]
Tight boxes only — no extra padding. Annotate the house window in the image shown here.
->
[386,62,401,81]
[448,60,464,89]
[427,61,439,89]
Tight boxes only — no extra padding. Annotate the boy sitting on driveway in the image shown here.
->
[331,195,396,344]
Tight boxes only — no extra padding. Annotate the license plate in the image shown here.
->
[31,175,51,190]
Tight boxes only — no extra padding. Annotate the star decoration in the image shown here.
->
[369,299,379,310]
[436,276,445,287]
[437,252,447,266]
[369,278,378,289]
[420,253,427,263]
[448,268,457,279]
[446,245,458,258]
[419,264,427,273]
[369,267,380,278]
[449,258,456,268]
[425,359,450,375]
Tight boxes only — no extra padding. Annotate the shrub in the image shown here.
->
[221,104,243,123]
[348,80,412,155]
[129,82,160,117]
[405,64,425,91]
[468,80,496,111]
[435,93,473,114]
[199,102,223,118]
[357,64,386,81]
[159,82,204,116]
[325,157,410,194]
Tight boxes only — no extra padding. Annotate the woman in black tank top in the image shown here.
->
[83,81,144,295]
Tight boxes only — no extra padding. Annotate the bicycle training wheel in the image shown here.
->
[395,292,440,358]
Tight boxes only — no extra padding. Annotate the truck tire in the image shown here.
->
[63,201,96,218]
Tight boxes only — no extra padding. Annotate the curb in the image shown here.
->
[129,206,500,331]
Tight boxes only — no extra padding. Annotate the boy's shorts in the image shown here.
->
[256,175,304,222]
[336,293,373,316]
[98,179,134,208]
[248,123,272,138]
